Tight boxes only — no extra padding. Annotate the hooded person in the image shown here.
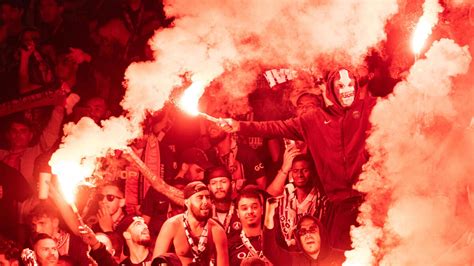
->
[263,197,344,266]
[220,66,376,249]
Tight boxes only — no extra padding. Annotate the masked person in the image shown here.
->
[153,181,229,266]
[221,67,375,249]
[263,199,344,266]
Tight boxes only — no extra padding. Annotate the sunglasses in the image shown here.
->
[97,194,122,202]
[298,225,319,236]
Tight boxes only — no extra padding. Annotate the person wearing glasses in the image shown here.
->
[219,67,375,250]
[266,152,328,251]
[262,198,344,266]
[94,182,127,234]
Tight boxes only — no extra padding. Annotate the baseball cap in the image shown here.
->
[183,181,209,199]
[180,147,213,170]
[203,165,232,184]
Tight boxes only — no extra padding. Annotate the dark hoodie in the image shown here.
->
[263,215,344,266]
[239,67,376,200]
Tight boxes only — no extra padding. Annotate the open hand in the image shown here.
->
[97,202,114,232]
[217,118,239,133]
[281,144,301,174]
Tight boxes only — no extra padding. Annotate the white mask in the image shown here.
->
[337,69,355,107]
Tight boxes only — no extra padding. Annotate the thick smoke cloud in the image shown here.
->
[51,0,398,183]
[123,0,399,116]
[345,38,473,266]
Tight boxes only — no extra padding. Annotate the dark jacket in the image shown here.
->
[240,68,376,200]
[89,243,118,266]
[263,215,344,266]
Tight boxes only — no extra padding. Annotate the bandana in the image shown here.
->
[182,211,209,264]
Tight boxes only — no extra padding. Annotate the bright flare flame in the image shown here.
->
[178,80,206,116]
[412,20,432,55]
[411,0,443,55]
[51,160,94,204]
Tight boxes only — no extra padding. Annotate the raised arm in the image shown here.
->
[219,117,305,140]
[263,198,293,264]
[266,143,300,196]
[48,181,80,235]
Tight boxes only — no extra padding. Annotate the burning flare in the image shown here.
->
[411,0,444,55]
[51,160,94,205]
[178,79,220,123]
[178,80,206,116]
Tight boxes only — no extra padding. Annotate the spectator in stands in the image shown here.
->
[263,199,344,265]
[17,27,54,95]
[78,225,117,265]
[205,166,240,235]
[266,151,328,250]
[29,201,89,265]
[221,67,376,249]
[153,181,229,266]
[228,187,270,265]
[116,216,153,264]
[206,120,267,192]
[92,182,127,234]
[177,147,213,182]
[91,18,130,112]
[117,0,167,62]
[0,236,20,265]
[32,233,59,266]
[37,0,91,55]
[54,49,96,100]
[84,96,110,125]
[0,0,25,42]
[0,99,68,187]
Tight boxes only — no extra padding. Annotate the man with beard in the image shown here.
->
[91,182,127,233]
[220,67,375,249]
[153,181,229,266]
[228,187,271,266]
[206,120,266,193]
[266,152,328,250]
[205,166,241,235]
[262,200,344,266]
[117,216,153,265]
[32,233,59,266]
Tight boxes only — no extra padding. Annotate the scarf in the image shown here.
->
[182,211,209,263]
[212,203,234,233]
[278,184,326,247]
[240,230,272,265]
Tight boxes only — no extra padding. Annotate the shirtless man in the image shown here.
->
[153,181,229,266]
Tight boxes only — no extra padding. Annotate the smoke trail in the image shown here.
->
[344,38,472,265]
[50,0,398,197]
[123,0,399,116]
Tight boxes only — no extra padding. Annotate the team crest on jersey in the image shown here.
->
[232,222,242,231]
[352,110,361,119]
